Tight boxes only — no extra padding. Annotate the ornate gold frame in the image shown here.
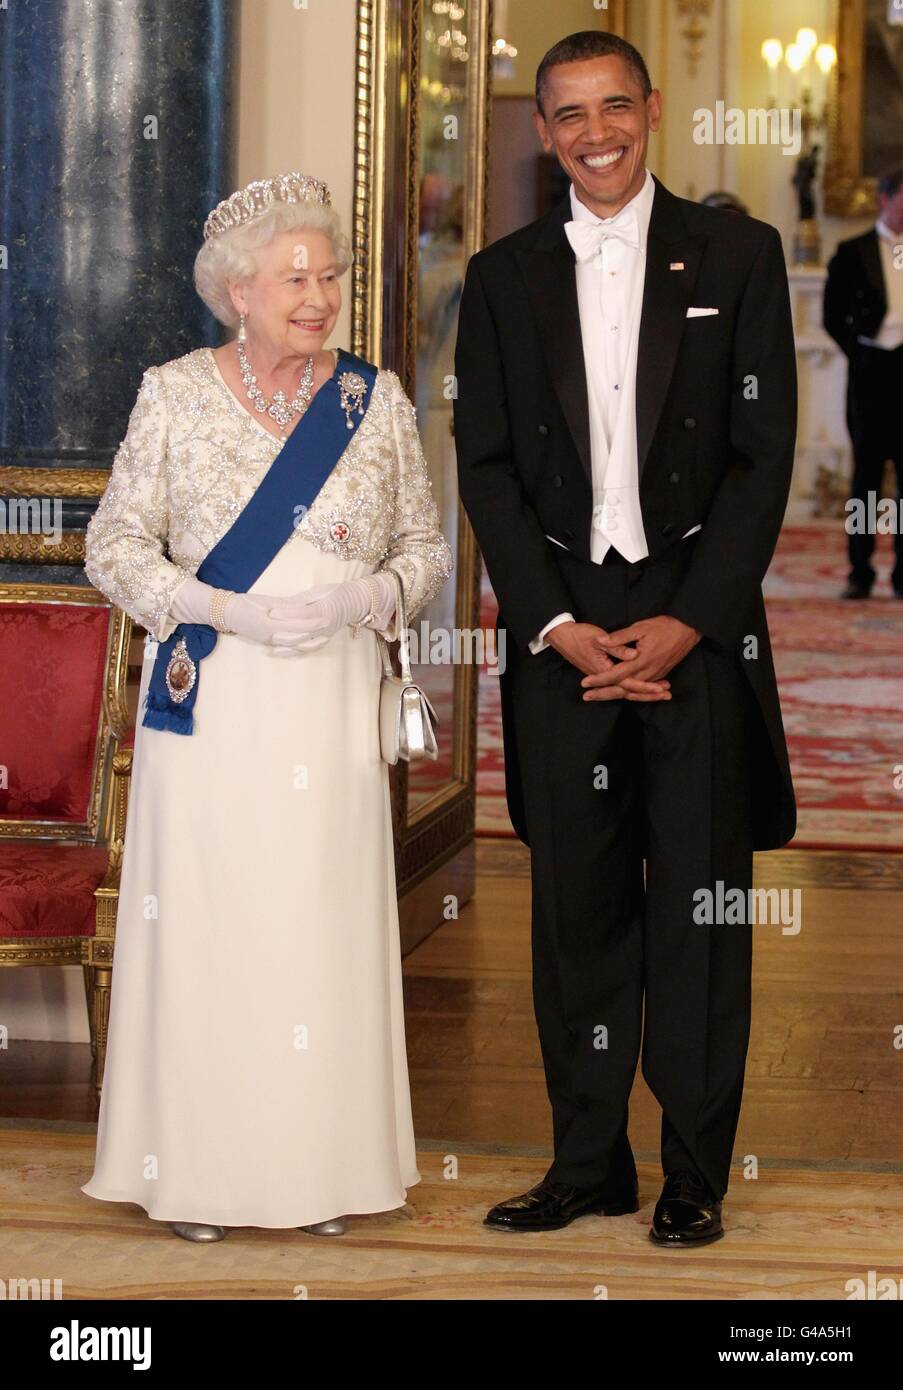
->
[353,0,493,908]
[0,466,106,562]
[824,0,877,217]
[0,468,106,498]
[0,533,87,564]
[0,469,100,562]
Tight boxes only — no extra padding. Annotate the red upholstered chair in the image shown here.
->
[0,582,133,1102]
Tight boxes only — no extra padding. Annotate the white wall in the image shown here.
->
[235,0,358,347]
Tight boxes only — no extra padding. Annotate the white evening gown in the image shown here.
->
[80,348,452,1227]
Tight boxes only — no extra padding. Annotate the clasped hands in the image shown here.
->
[238,584,351,655]
[249,573,397,655]
[544,615,702,701]
[168,574,396,654]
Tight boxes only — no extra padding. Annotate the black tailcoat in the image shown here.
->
[454,173,797,851]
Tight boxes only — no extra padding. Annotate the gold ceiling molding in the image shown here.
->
[675,0,712,79]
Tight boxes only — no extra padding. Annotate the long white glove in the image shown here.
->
[166,574,333,649]
[265,574,398,652]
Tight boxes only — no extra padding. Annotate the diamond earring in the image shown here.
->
[237,313,247,343]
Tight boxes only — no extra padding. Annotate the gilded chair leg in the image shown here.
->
[82,963,98,1061]
[89,965,112,1105]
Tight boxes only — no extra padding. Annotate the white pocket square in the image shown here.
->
[686,306,719,317]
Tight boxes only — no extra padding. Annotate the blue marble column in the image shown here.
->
[0,0,237,578]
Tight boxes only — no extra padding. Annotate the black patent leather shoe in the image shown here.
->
[649,1170,724,1246]
[484,1177,639,1232]
[841,581,872,600]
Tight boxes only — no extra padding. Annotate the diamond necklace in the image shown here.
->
[236,342,315,432]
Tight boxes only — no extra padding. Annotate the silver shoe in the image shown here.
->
[170,1221,226,1242]
[300,1216,346,1235]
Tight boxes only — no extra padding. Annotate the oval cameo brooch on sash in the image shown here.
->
[165,637,198,704]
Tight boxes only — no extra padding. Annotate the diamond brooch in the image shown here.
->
[338,371,367,429]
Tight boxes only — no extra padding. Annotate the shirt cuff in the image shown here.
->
[528,611,575,654]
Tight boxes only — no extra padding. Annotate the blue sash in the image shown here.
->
[143,348,378,735]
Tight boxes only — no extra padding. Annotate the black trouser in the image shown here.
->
[511,545,756,1200]
[846,343,903,590]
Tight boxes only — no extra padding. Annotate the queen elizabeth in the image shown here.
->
[80,173,453,1241]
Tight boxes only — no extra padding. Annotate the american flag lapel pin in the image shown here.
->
[670,261,685,270]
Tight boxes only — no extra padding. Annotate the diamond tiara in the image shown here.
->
[202,172,332,242]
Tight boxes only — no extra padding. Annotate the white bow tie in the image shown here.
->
[565,209,640,261]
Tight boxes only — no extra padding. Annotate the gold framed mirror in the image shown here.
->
[825,0,903,216]
[353,0,493,946]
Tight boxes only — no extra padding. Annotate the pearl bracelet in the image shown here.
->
[208,587,235,633]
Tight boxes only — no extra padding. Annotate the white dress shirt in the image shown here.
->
[530,171,653,653]
[857,218,903,351]
[529,170,703,653]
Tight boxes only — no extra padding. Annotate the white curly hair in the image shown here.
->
[194,201,353,328]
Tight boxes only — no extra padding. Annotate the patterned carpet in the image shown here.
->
[4,1124,903,1299]
[476,525,903,851]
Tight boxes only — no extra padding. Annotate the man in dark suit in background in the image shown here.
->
[824,164,903,599]
[454,31,797,1246]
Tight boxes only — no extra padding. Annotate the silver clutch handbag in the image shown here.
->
[376,574,439,764]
